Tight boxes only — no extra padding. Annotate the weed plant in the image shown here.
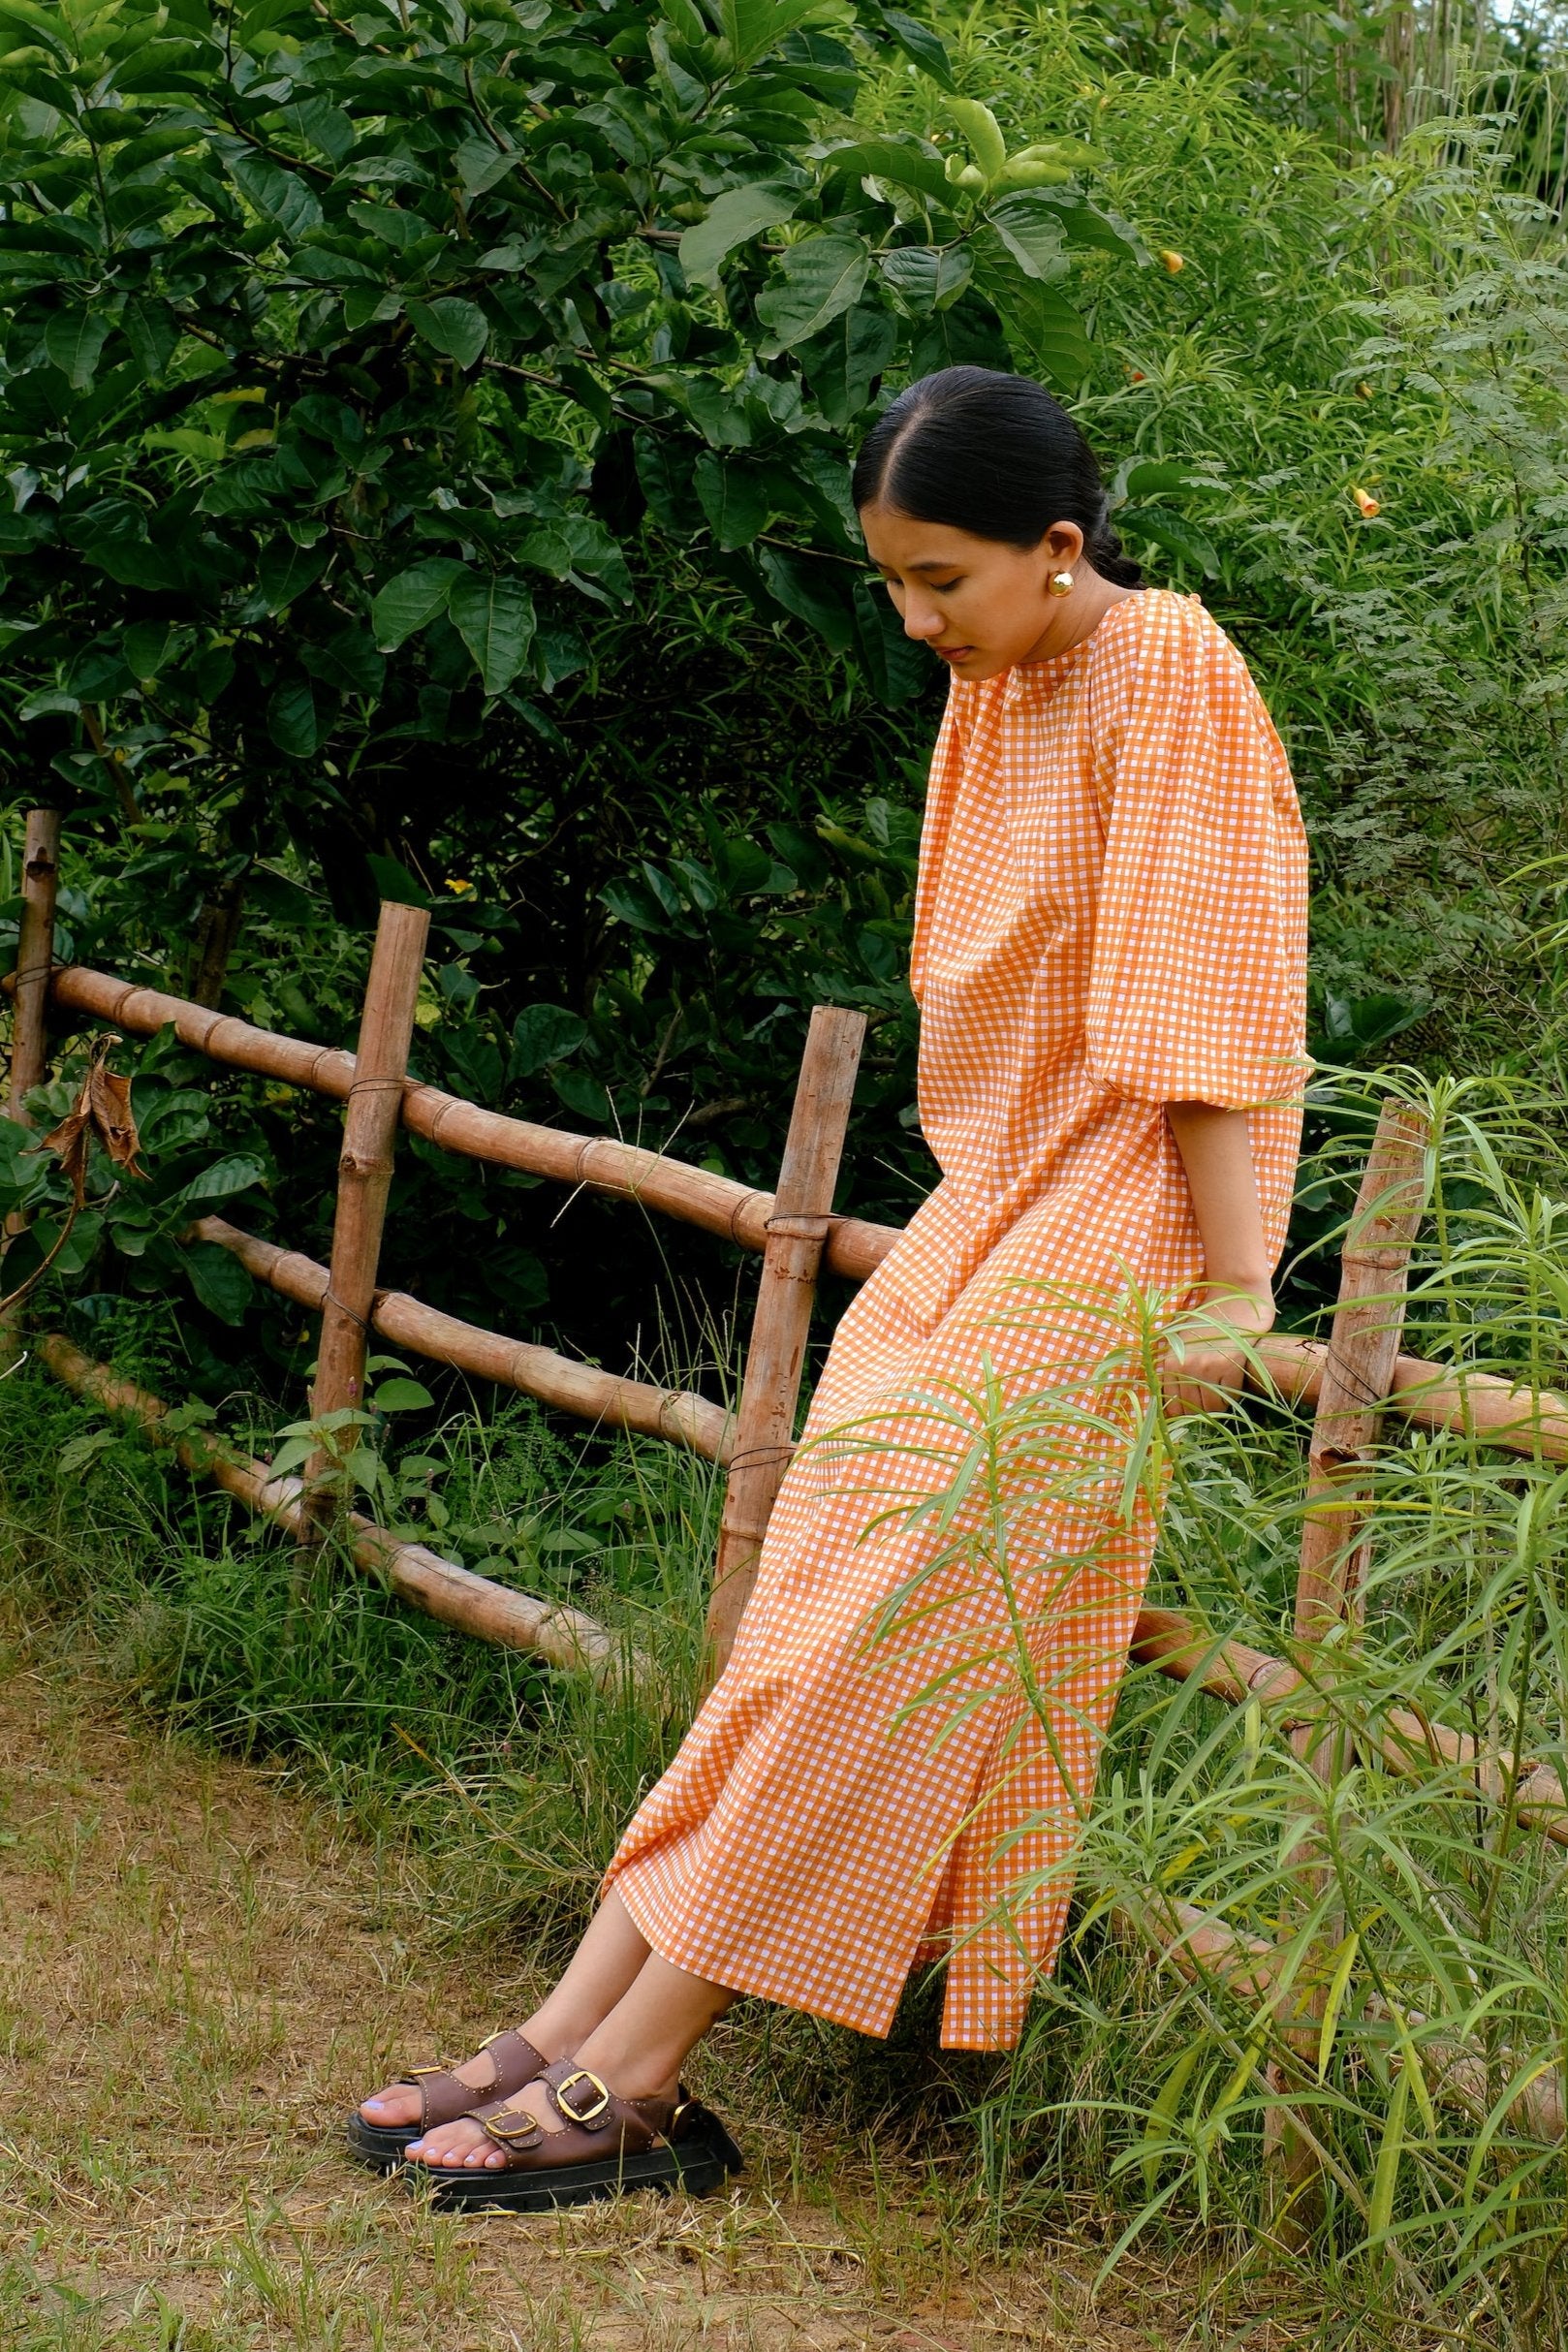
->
[806,1075,1567,2343]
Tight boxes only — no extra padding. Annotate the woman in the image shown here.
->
[349,365,1309,2209]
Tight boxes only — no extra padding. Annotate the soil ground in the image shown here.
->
[0,1638,1226,2352]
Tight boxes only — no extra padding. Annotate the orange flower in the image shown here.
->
[1352,486,1380,518]
[1158,248,1185,273]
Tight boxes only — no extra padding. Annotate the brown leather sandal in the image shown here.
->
[406,2054,744,2211]
[344,2028,549,2170]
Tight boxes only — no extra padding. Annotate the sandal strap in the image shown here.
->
[542,2056,677,2137]
[398,2028,547,2132]
[477,2057,677,2159]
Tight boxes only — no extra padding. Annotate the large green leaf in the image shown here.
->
[756,235,871,351]
[227,149,323,237]
[973,243,1092,384]
[986,193,1071,284]
[371,558,466,651]
[720,0,827,68]
[757,545,854,651]
[257,539,329,614]
[879,245,972,316]
[678,180,800,284]
[694,453,770,549]
[798,303,897,426]
[449,572,535,695]
[43,309,110,390]
[302,626,385,698]
[878,6,955,90]
[1119,503,1222,577]
[852,578,927,706]
[267,672,333,759]
[405,297,489,369]
[510,1003,587,1078]
[182,1239,254,1325]
[179,1154,269,1207]
[819,138,951,204]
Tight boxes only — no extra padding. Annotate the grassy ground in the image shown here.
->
[0,1600,1232,2352]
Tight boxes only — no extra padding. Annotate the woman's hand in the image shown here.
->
[1161,1281,1275,1417]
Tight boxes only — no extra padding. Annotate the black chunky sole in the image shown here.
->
[409,2109,745,2213]
[344,2112,420,2172]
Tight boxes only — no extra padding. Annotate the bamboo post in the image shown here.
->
[2,807,62,1358]
[1292,1100,1430,1640]
[1266,1097,1429,2216]
[5,808,61,1124]
[705,1004,866,1677]
[303,900,428,1524]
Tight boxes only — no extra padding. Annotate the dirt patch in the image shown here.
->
[0,1643,1212,2350]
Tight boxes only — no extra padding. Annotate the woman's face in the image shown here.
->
[859,503,1088,682]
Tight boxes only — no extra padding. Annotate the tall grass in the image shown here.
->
[823,1075,1567,2343]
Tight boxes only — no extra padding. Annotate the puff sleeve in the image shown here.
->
[1084,599,1309,1111]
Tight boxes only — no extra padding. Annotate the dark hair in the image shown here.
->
[851,365,1143,588]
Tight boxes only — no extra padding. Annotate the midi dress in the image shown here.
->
[604,587,1310,2051]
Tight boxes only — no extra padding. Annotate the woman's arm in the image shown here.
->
[1164,1101,1274,1411]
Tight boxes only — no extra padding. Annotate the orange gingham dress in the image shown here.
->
[605,588,1309,2050]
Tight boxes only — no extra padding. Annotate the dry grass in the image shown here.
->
[0,1617,1229,2352]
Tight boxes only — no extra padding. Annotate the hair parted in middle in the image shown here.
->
[851,365,1143,588]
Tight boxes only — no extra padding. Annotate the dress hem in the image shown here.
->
[609,1863,1031,2054]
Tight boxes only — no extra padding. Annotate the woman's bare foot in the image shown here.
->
[405,1948,735,2172]
[406,2059,680,2171]
[358,1891,658,2139]
[358,2030,552,2131]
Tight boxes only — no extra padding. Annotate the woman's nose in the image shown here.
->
[901,595,944,642]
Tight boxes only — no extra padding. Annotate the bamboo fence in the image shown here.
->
[5,811,1567,2161]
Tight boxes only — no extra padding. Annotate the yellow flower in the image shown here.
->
[1352,486,1380,518]
[1158,248,1185,273]
[444,876,474,894]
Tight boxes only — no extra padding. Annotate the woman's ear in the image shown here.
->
[1043,521,1086,571]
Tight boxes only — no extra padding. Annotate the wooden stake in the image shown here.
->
[705,1004,865,1678]
[1267,1097,1429,2218]
[305,900,428,1520]
[5,807,60,1124]
[2,808,62,1359]
[1293,1100,1430,1640]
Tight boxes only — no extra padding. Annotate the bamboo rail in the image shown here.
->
[192,1216,734,1461]
[26,962,899,1282]
[304,901,428,1526]
[706,1005,865,1674]
[39,1333,628,1681]
[1127,1605,1568,1845]
[16,963,1568,1463]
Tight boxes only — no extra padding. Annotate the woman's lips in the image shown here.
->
[934,644,974,664]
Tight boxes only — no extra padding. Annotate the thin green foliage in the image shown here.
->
[818,1074,1566,2340]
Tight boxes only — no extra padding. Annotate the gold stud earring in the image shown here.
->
[1048,570,1075,597]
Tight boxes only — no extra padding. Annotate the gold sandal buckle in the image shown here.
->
[485,2111,543,2147]
[554,2067,612,2124]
